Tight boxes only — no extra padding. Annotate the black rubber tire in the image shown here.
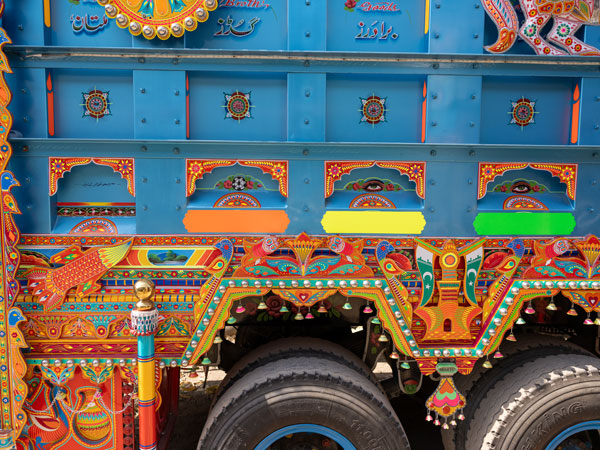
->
[441,334,591,450]
[213,337,381,406]
[464,353,600,450]
[198,356,410,450]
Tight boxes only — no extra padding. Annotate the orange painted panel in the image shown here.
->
[183,210,290,233]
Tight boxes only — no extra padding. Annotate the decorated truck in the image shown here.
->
[1,0,600,449]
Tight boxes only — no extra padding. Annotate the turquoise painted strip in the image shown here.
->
[473,213,576,236]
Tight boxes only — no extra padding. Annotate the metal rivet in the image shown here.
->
[305,90,311,97]
[430,149,437,156]
[140,88,146,94]
[141,145,147,152]
[173,147,180,154]
[304,178,310,184]
[141,118,146,123]
[174,119,180,125]
[303,149,309,156]
[304,119,310,125]
[174,90,180,96]
[305,31,310,37]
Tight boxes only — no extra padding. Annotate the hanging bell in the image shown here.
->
[400,361,410,370]
[378,334,389,343]
[458,413,465,421]
[442,422,449,430]
[506,332,517,342]
[516,317,526,325]
[235,304,246,314]
[584,314,594,325]
[317,304,328,313]
[294,312,304,321]
[390,351,400,360]
[425,414,433,422]
[305,312,315,319]
[342,301,352,310]
[525,302,535,314]
[567,305,578,316]
[546,299,557,311]
[201,357,211,365]
[363,304,374,314]
[226,316,237,324]
[258,300,268,310]
[280,305,290,313]
[434,419,441,426]
[493,351,503,359]
[482,360,493,369]
[371,317,381,324]
[213,335,223,344]
[450,420,457,427]
[594,317,600,326]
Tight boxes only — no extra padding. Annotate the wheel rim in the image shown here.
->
[254,424,357,450]
[545,420,600,450]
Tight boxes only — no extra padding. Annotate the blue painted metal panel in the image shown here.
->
[480,76,573,145]
[136,157,187,235]
[579,78,600,146]
[286,159,325,235]
[429,1,484,54]
[9,156,53,234]
[188,71,287,141]
[326,1,427,53]
[186,2,287,50]
[3,0,45,46]
[49,0,131,48]
[6,68,47,138]
[288,73,326,142]
[52,69,134,139]
[288,0,325,51]
[426,75,481,144]
[133,71,186,140]
[326,74,424,143]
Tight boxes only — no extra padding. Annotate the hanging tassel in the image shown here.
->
[226,316,237,324]
[567,304,578,316]
[594,316,600,326]
[363,304,373,314]
[400,361,410,369]
[425,412,433,422]
[305,312,315,319]
[584,313,593,325]
[458,413,465,421]
[342,300,352,310]
[294,312,304,321]
[493,351,503,359]
[213,335,223,344]
[258,299,268,310]
[506,330,517,342]
[317,303,328,313]
[280,304,290,313]
[516,317,526,325]
[482,359,492,369]
[371,317,381,324]
[201,357,211,365]
[546,297,557,311]
[378,334,389,343]
[390,351,400,360]
[235,304,246,314]
[442,422,450,430]
[525,301,535,314]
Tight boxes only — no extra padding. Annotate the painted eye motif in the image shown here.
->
[362,180,384,192]
[511,181,531,194]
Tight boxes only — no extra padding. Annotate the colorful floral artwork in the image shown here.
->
[478,162,577,200]
[69,218,118,235]
[325,161,426,199]
[99,0,217,40]
[186,159,288,197]
[49,158,135,196]
[359,94,387,126]
[482,0,600,55]
[223,91,253,121]
[213,193,261,208]
[216,175,263,191]
[509,97,537,128]
[503,195,548,210]
[81,89,111,120]
[350,194,396,209]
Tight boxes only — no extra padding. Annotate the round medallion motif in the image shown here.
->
[98,0,218,40]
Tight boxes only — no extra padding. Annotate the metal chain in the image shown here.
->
[24,396,58,414]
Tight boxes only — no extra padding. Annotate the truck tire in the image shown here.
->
[464,354,600,450]
[441,334,591,450]
[198,356,410,450]
[213,337,381,405]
